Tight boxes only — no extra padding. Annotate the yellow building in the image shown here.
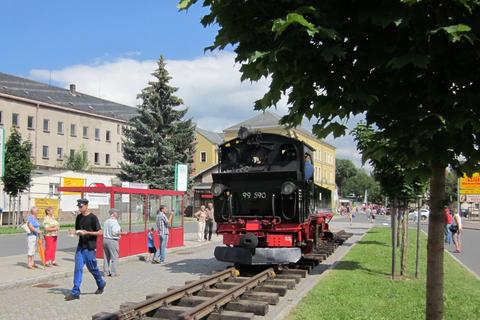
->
[192,111,337,208]
[193,128,223,175]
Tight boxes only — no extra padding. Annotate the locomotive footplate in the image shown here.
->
[214,246,302,265]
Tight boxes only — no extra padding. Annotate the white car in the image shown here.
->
[409,209,430,221]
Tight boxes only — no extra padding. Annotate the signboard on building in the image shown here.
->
[0,126,5,177]
[62,177,85,195]
[34,198,59,219]
[175,164,188,192]
[460,194,480,203]
[459,173,480,195]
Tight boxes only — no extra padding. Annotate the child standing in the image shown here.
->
[146,228,156,262]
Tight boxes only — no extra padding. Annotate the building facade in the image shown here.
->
[0,72,137,172]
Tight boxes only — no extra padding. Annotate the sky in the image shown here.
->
[0,0,364,167]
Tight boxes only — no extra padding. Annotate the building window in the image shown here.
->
[12,113,19,127]
[95,128,100,140]
[27,116,34,129]
[200,151,207,163]
[70,124,77,137]
[105,154,111,166]
[42,146,49,159]
[83,126,88,138]
[56,147,63,160]
[70,149,75,158]
[82,150,88,161]
[0,111,3,124]
[49,183,59,196]
[117,124,121,134]
[106,130,111,142]
[117,142,120,152]
[43,119,50,132]
[57,121,64,135]
[94,152,100,164]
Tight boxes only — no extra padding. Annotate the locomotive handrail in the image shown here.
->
[271,193,276,219]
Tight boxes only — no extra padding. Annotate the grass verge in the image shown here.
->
[288,227,480,320]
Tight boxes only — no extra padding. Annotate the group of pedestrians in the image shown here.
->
[25,206,60,269]
[194,202,214,242]
[444,207,463,253]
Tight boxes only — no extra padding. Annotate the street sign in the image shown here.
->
[62,177,85,194]
[174,164,188,192]
[460,194,480,203]
[459,172,480,195]
[0,126,5,177]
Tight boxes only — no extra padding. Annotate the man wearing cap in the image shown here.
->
[102,208,125,277]
[153,205,170,264]
[65,199,106,301]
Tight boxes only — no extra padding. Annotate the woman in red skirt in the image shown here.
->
[43,207,60,266]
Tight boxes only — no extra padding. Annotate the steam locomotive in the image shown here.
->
[212,128,335,265]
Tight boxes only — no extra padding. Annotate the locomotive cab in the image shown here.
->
[212,129,333,265]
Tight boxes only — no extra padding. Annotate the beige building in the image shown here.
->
[0,72,137,173]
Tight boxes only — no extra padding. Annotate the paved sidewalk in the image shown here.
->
[0,235,220,291]
[463,219,480,230]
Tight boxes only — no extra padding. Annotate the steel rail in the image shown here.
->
[178,268,276,320]
[95,267,239,320]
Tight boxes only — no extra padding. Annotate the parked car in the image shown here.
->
[409,209,430,221]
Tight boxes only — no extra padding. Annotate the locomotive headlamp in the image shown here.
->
[211,183,226,197]
[281,181,297,195]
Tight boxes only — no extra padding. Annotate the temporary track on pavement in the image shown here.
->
[93,231,352,320]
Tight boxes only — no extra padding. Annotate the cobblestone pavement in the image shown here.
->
[0,239,229,320]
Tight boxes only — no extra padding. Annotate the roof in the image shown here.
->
[196,128,224,145]
[0,72,138,122]
[224,111,335,149]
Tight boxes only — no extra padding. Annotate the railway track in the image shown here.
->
[93,232,352,320]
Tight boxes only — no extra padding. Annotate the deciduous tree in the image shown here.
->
[181,1,480,318]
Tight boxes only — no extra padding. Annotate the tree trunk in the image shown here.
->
[391,197,398,279]
[400,200,409,276]
[396,208,401,248]
[426,161,445,320]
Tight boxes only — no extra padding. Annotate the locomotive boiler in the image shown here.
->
[212,128,334,265]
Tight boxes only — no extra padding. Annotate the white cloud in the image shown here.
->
[29,52,363,166]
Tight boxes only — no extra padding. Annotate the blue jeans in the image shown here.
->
[71,248,105,296]
[444,224,452,245]
[155,234,168,262]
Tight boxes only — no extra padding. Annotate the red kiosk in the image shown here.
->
[58,185,185,258]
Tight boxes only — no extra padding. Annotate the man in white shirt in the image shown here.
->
[102,208,123,277]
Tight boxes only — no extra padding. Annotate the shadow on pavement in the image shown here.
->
[48,287,70,296]
[161,258,228,275]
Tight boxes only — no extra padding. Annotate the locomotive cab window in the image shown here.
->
[279,144,297,161]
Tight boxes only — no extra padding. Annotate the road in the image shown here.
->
[0,220,198,257]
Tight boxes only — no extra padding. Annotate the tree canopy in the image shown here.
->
[2,128,34,197]
[180,1,480,318]
[335,159,357,197]
[119,56,196,189]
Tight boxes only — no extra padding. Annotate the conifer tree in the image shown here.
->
[119,56,195,189]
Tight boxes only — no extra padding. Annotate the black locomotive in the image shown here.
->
[212,128,334,265]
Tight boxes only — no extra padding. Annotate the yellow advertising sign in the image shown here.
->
[34,198,59,219]
[459,172,480,195]
[62,177,85,194]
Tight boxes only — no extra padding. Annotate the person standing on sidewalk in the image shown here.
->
[43,207,60,267]
[153,205,170,264]
[26,207,41,269]
[65,199,106,301]
[451,209,463,253]
[444,207,453,245]
[204,202,215,241]
[102,208,125,277]
[194,205,208,242]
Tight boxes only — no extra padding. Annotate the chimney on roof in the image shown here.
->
[69,84,76,95]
